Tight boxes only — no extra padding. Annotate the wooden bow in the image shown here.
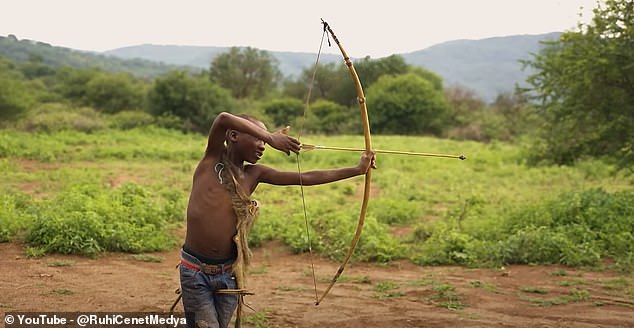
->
[314,19,373,305]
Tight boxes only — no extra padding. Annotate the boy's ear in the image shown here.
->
[226,129,239,143]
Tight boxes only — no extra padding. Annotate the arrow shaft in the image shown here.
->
[301,144,465,159]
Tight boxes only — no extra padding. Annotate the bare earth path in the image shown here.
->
[1,241,632,328]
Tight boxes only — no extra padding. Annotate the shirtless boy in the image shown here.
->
[180,112,375,328]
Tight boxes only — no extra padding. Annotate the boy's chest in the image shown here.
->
[232,170,258,196]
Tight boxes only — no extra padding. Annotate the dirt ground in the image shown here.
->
[1,240,633,328]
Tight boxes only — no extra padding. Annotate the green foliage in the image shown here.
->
[209,47,281,99]
[2,129,633,271]
[51,67,102,103]
[308,99,358,134]
[410,188,634,271]
[519,288,591,306]
[367,73,451,135]
[23,183,184,256]
[283,62,345,103]
[84,73,145,113]
[522,0,634,170]
[413,223,472,265]
[0,128,202,162]
[283,55,433,109]
[106,110,155,130]
[0,192,33,242]
[148,70,234,133]
[0,35,180,79]
[501,188,634,269]
[408,66,443,91]
[253,202,403,263]
[262,97,304,128]
[333,55,411,106]
[0,71,33,122]
[369,198,419,225]
[17,103,106,133]
[444,87,538,142]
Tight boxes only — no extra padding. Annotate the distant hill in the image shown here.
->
[1,32,561,101]
[105,33,561,102]
[401,32,561,101]
[0,35,190,78]
[104,45,343,80]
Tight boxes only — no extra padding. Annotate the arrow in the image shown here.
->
[301,144,466,160]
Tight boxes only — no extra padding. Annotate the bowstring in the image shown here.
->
[296,22,330,303]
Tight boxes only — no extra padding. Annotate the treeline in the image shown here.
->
[1,0,632,171]
[0,48,530,138]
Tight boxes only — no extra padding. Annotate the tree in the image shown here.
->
[84,73,144,113]
[262,97,304,128]
[282,62,345,102]
[310,99,358,134]
[367,73,450,135]
[52,67,101,103]
[0,58,33,122]
[209,47,281,99]
[0,76,32,122]
[148,70,234,133]
[332,55,411,106]
[523,0,634,169]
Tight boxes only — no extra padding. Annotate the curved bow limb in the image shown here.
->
[315,19,373,306]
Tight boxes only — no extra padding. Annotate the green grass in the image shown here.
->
[131,254,164,263]
[372,280,404,298]
[518,288,591,307]
[1,128,633,272]
[50,288,76,295]
[241,309,277,328]
[47,260,75,267]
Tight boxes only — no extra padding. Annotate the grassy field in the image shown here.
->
[1,127,633,271]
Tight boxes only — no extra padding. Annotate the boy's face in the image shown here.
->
[232,120,267,164]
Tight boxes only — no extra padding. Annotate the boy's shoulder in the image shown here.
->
[244,163,277,178]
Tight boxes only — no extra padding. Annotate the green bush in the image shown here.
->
[370,198,419,225]
[0,74,34,122]
[262,97,304,129]
[409,188,633,271]
[23,183,184,256]
[0,192,33,242]
[500,188,634,269]
[302,209,402,262]
[412,222,472,266]
[18,103,105,133]
[107,110,155,130]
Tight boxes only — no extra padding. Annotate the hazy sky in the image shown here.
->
[2,0,599,58]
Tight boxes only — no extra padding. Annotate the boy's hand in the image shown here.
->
[269,126,300,155]
[358,150,377,174]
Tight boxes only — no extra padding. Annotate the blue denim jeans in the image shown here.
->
[179,250,238,328]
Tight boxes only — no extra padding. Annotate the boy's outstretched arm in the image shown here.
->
[257,151,376,186]
[206,112,300,157]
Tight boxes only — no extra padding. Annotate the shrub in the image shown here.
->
[496,189,633,269]
[0,192,33,242]
[18,103,105,133]
[107,110,155,130]
[24,183,184,256]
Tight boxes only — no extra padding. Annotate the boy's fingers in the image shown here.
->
[368,151,377,169]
